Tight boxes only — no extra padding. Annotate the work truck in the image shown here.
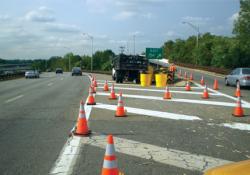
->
[111,54,148,83]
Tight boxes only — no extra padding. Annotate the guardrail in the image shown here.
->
[0,64,32,81]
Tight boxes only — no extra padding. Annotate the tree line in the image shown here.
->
[163,0,250,69]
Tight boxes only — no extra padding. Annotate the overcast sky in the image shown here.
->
[0,0,239,59]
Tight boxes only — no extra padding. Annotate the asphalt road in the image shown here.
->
[0,73,90,175]
[1,70,250,175]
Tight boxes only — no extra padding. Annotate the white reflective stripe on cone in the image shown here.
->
[105,144,115,155]
[103,160,117,169]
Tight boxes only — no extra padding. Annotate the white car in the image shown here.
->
[225,68,250,87]
[25,70,40,78]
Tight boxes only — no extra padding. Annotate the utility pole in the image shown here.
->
[133,34,136,56]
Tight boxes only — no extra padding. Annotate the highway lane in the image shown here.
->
[177,66,250,102]
[0,72,90,175]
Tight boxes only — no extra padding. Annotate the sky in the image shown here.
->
[0,0,239,59]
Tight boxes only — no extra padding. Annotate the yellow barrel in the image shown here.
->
[155,73,167,87]
[140,73,149,87]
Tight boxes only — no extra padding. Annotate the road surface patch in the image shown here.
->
[81,134,233,172]
[93,103,201,121]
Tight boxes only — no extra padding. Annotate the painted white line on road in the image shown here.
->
[82,134,232,172]
[48,82,53,86]
[61,78,64,80]
[49,73,93,175]
[5,95,24,103]
[97,80,115,83]
[193,82,250,105]
[96,86,220,96]
[94,103,201,121]
[222,123,250,131]
[98,82,203,89]
[96,92,250,108]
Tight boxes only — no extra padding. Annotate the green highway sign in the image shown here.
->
[146,48,163,59]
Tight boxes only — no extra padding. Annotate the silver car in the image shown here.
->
[225,68,250,87]
[25,70,40,78]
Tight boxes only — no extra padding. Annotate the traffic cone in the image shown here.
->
[163,86,172,99]
[200,76,205,86]
[185,81,191,91]
[184,72,187,80]
[235,82,241,97]
[101,135,119,175]
[213,79,219,90]
[178,70,182,78]
[87,87,96,105]
[104,80,109,91]
[92,76,98,87]
[91,84,96,94]
[232,97,244,117]
[202,85,209,99]
[109,84,117,100]
[115,92,126,117]
[189,73,193,81]
[73,100,91,136]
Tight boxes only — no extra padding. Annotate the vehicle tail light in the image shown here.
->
[241,76,250,80]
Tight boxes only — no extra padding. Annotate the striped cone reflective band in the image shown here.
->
[200,76,205,86]
[178,70,182,78]
[163,86,171,99]
[74,100,90,136]
[93,76,98,87]
[233,96,244,117]
[202,85,209,99]
[235,82,241,97]
[185,81,191,91]
[115,92,126,117]
[101,135,119,175]
[104,80,109,91]
[184,72,187,80]
[109,84,117,100]
[91,84,96,93]
[87,87,96,105]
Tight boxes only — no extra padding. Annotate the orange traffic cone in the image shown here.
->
[185,81,191,91]
[87,87,96,105]
[184,72,187,80]
[74,100,91,136]
[213,79,219,90]
[202,85,209,99]
[200,76,205,86]
[91,84,96,94]
[235,82,241,97]
[109,84,117,100]
[104,80,109,91]
[92,76,98,87]
[232,97,244,117]
[115,92,126,117]
[189,73,193,81]
[178,70,182,78]
[101,135,119,175]
[163,86,172,99]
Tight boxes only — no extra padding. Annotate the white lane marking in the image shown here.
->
[61,78,64,80]
[97,80,115,83]
[98,82,203,89]
[49,73,93,175]
[5,95,24,103]
[94,103,201,121]
[193,82,250,105]
[222,123,250,131]
[82,134,233,172]
[96,92,250,108]
[48,82,53,86]
[96,86,220,96]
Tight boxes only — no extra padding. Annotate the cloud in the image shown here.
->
[25,6,55,22]
[182,16,211,25]
[113,11,137,20]
[45,23,80,33]
[0,14,11,21]
[229,12,239,22]
[129,31,144,37]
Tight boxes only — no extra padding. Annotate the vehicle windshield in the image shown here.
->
[242,68,250,74]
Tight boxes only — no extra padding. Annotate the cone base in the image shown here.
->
[104,89,109,91]
[232,114,244,117]
[109,97,117,100]
[115,115,127,117]
[73,130,92,136]
[87,102,96,105]
[163,97,171,99]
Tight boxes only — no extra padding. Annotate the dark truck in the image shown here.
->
[111,54,148,83]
